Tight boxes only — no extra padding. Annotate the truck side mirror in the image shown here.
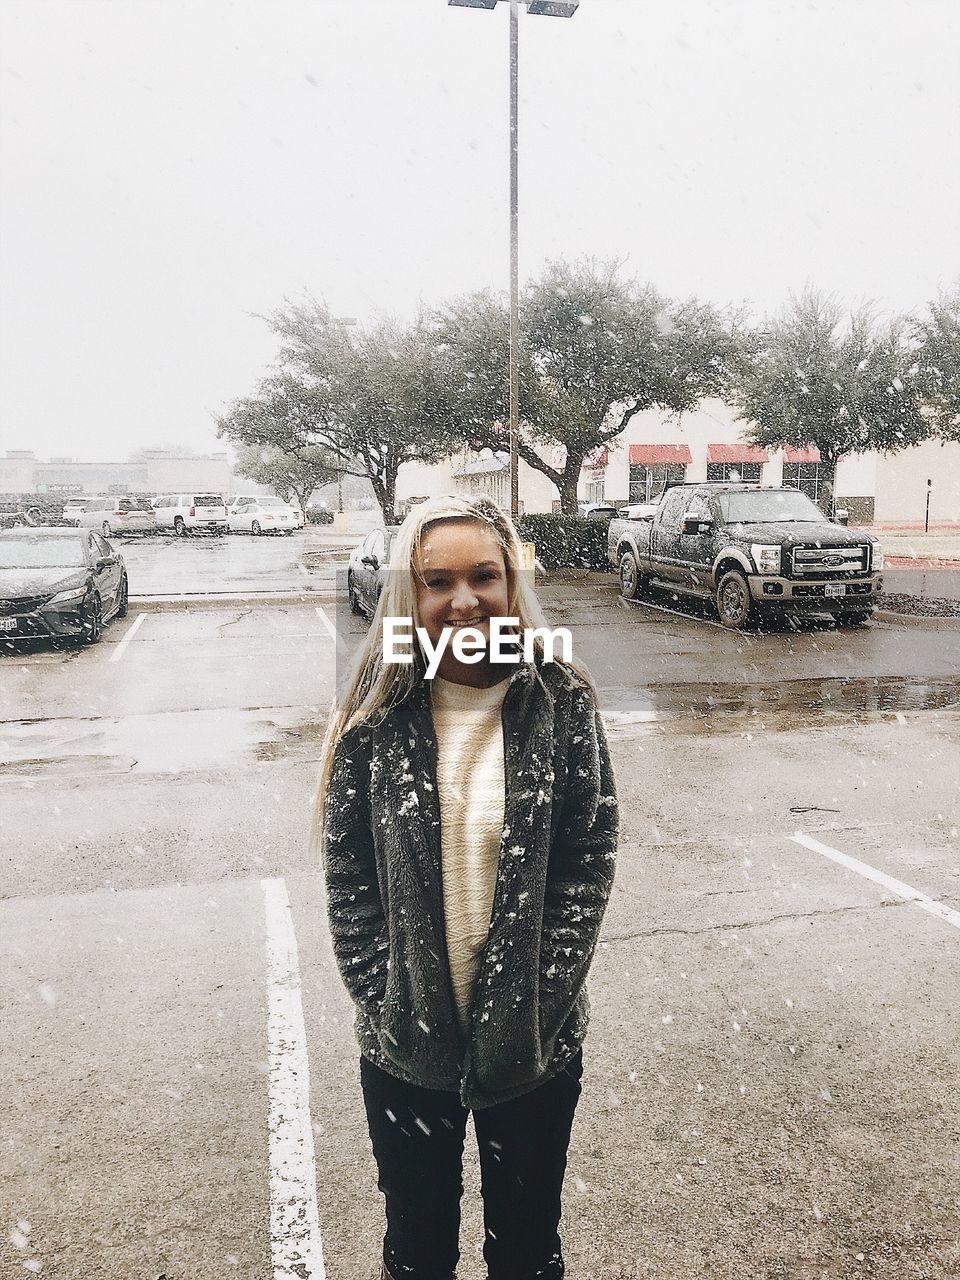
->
[834,508,849,526]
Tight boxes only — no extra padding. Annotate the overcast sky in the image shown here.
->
[1,0,958,462]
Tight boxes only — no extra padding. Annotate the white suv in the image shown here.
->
[77,496,156,537]
[226,495,298,536]
[62,497,95,527]
[153,493,228,535]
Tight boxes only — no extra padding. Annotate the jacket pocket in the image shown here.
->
[376,933,463,1080]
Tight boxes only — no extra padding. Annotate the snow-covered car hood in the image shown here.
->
[0,568,88,601]
[724,521,875,548]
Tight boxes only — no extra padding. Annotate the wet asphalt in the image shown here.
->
[1,528,958,1279]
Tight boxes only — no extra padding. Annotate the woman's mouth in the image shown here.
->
[444,617,487,627]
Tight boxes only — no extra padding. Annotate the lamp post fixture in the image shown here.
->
[448,0,579,519]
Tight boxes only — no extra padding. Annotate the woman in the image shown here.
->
[315,494,618,1280]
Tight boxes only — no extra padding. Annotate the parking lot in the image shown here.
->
[1,528,959,1279]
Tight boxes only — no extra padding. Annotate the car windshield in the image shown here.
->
[0,536,86,569]
[258,498,288,508]
[717,490,826,523]
[195,495,223,505]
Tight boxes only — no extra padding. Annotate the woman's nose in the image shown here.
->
[450,580,480,611]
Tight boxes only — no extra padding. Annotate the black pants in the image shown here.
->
[360,1049,583,1280]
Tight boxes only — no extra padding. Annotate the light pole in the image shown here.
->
[449,0,579,519]
[332,315,358,524]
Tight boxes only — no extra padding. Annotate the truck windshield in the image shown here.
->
[718,491,825,523]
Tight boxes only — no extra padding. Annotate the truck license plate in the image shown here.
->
[824,583,846,598]
[0,618,17,631]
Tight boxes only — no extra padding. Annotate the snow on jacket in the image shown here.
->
[323,654,618,1109]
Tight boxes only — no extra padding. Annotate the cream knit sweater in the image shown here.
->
[430,673,509,1037]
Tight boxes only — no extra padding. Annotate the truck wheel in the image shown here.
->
[618,552,646,600]
[716,570,753,629]
[174,516,186,537]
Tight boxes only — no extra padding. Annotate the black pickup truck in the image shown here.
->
[607,482,883,628]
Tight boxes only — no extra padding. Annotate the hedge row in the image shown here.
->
[516,514,611,571]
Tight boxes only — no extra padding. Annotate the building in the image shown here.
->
[396,446,559,515]
[394,401,960,525]
[0,450,234,500]
[583,399,959,525]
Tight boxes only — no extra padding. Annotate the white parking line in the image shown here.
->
[789,831,960,932]
[262,877,327,1279]
[314,606,344,651]
[618,596,730,631]
[108,613,146,663]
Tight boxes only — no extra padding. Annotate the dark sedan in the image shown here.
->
[346,525,400,619]
[0,527,128,645]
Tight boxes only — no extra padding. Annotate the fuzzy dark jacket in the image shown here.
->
[323,656,618,1109]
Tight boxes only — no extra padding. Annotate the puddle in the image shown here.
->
[0,707,326,778]
[2,676,957,778]
[301,549,349,564]
[254,719,327,761]
[601,676,960,739]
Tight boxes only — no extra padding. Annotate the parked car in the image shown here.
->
[396,495,430,519]
[153,493,228,535]
[608,482,883,629]
[76,495,156,538]
[62,497,94,527]
[0,503,43,529]
[0,499,64,528]
[617,502,657,521]
[579,502,620,521]
[347,525,400,618]
[226,495,298,535]
[0,527,128,644]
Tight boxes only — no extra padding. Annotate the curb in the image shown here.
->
[130,590,337,611]
[126,588,960,627]
[884,557,960,569]
[873,608,960,631]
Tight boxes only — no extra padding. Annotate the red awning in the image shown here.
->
[628,444,693,466]
[581,446,609,473]
[707,443,769,464]
[784,445,821,463]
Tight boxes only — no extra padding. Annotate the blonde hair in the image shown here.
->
[311,493,588,864]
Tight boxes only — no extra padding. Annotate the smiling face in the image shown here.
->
[414,518,512,686]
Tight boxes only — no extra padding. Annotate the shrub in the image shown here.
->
[517,514,610,571]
